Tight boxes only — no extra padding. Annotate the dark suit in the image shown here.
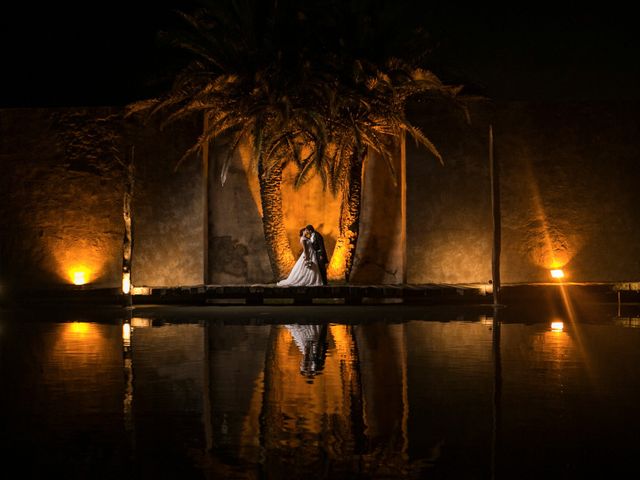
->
[311,231,328,285]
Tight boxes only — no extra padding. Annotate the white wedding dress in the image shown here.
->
[276,236,323,287]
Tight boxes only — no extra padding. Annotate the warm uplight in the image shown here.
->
[131,317,152,328]
[122,272,131,294]
[615,317,640,328]
[551,321,564,332]
[72,270,88,285]
[327,242,348,281]
[122,322,131,347]
[69,322,91,335]
[479,315,494,326]
[131,286,151,296]
[550,269,565,279]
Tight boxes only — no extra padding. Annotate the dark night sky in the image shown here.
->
[1,1,639,107]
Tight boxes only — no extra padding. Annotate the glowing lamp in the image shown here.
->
[550,269,565,279]
[122,322,131,347]
[479,315,494,325]
[122,272,131,295]
[131,286,151,295]
[551,321,564,332]
[72,271,87,285]
[131,317,152,328]
[69,322,91,335]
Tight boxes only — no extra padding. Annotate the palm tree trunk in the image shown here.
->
[328,151,365,282]
[259,163,296,279]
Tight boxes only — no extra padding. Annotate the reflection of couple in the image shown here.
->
[285,324,328,379]
[277,224,328,287]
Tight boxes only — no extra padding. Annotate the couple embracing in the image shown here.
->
[277,225,328,287]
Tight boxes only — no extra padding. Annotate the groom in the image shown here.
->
[306,224,328,285]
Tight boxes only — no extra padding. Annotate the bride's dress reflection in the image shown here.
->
[285,324,328,380]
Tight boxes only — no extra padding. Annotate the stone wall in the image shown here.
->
[2,100,639,291]
[406,100,493,284]
[0,108,124,292]
[0,107,204,293]
[126,115,205,287]
[407,99,640,284]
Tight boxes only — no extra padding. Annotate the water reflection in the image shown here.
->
[285,324,328,379]
[261,324,364,477]
[2,304,640,478]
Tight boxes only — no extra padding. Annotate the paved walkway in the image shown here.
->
[5,282,637,307]
[130,283,491,305]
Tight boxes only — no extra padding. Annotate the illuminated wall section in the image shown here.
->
[496,102,640,283]
[2,99,639,290]
[207,137,404,284]
[351,142,405,284]
[208,139,343,284]
[0,108,124,290]
[406,100,640,284]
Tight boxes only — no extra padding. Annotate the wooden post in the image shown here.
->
[202,113,210,285]
[400,132,407,285]
[490,125,501,305]
[122,315,136,456]
[617,290,621,317]
[491,307,502,480]
[203,322,213,451]
[122,145,135,302]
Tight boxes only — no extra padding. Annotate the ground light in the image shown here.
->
[550,269,565,279]
[122,272,131,294]
[71,270,88,285]
[122,321,131,348]
[551,321,564,332]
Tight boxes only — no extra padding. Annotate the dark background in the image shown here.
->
[1,1,639,107]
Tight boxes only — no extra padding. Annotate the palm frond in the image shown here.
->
[403,123,443,165]
[220,122,252,185]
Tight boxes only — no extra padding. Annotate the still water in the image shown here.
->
[1,303,640,479]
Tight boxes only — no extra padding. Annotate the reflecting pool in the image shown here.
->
[1,303,640,479]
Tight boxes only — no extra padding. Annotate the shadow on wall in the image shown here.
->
[208,141,272,284]
[129,115,205,287]
[208,139,342,284]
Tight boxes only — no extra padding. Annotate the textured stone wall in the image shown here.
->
[2,100,639,290]
[407,100,640,284]
[406,100,493,284]
[0,108,124,291]
[351,144,405,284]
[496,101,640,283]
[126,116,204,287]
[207,142,272,284]
[207,139,405,285]
[0,107,204,293]
[208,140,344,284]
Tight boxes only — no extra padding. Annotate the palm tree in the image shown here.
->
[315,59,462,281]
[127,0,333,280]
[128,0,464,282]
[303,1,465,281]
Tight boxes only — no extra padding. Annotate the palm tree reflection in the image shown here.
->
[257,323,362,476]
[202,322,421,478]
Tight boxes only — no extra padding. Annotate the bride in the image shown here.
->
[277,228,324,287]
